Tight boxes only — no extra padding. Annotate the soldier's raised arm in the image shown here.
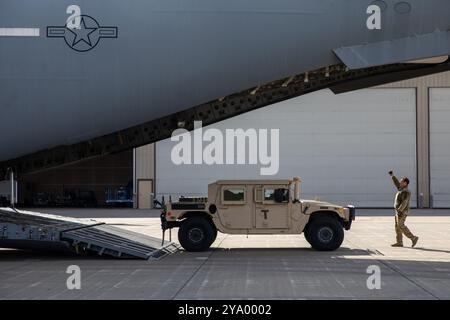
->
[389,170,401,190]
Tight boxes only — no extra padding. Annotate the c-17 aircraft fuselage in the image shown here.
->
[1,0,450,174]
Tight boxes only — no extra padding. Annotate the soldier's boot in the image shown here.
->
[412,236,419,248]
[391,242,403,247]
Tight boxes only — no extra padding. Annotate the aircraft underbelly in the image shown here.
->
[1,0,450,162]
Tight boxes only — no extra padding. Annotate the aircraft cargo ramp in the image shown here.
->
[0,208,178,260]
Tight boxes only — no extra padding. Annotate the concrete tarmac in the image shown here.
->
[1,208,449,300]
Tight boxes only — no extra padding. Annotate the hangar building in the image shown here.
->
[136,71,450,209]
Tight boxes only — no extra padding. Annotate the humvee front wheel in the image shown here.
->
[178,217,215,252]
[306,216,344,251]
[304,227,313,246]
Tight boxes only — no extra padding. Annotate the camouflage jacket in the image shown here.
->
[392,175,411,214]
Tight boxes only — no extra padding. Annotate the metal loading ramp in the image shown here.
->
[0,208,178,260]
[61,224,179,259]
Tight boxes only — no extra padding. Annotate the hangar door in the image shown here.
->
[156,88,417,207]
[430,88,450,208]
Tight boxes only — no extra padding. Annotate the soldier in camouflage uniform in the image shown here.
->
[389,171,419,247]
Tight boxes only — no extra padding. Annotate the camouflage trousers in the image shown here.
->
[395,213,415,244]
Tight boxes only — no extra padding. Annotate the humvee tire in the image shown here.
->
[306,216,344,251]
[178,217,215,252]
[304,227,313,245]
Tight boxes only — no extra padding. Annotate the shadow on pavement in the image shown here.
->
[409,247,450,254]
[210,246,372,256]
[0,249,134,261]
[0,246,370,261]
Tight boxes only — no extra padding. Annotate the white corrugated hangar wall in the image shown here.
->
[430,88,450,208]
[155,88,417,208]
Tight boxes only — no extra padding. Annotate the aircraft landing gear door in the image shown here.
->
[255,186,289,229]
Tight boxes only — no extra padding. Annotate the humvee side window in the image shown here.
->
[264,188,289,203]
[274,188,289,203]
[264,189,275,201]
[222,187,246,204]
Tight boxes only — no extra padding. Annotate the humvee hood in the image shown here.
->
[301,199,344,209]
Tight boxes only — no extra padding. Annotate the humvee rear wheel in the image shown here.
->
[178,217,215,252]
[307,216,344,251]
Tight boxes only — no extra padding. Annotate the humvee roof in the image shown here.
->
[214,179,294,185]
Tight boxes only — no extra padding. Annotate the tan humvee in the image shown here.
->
[161,177,355,252]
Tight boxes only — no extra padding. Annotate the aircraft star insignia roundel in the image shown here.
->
[47,15,118,52]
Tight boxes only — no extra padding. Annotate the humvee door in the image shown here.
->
[254,185,290,229]
[217,185,253,229]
